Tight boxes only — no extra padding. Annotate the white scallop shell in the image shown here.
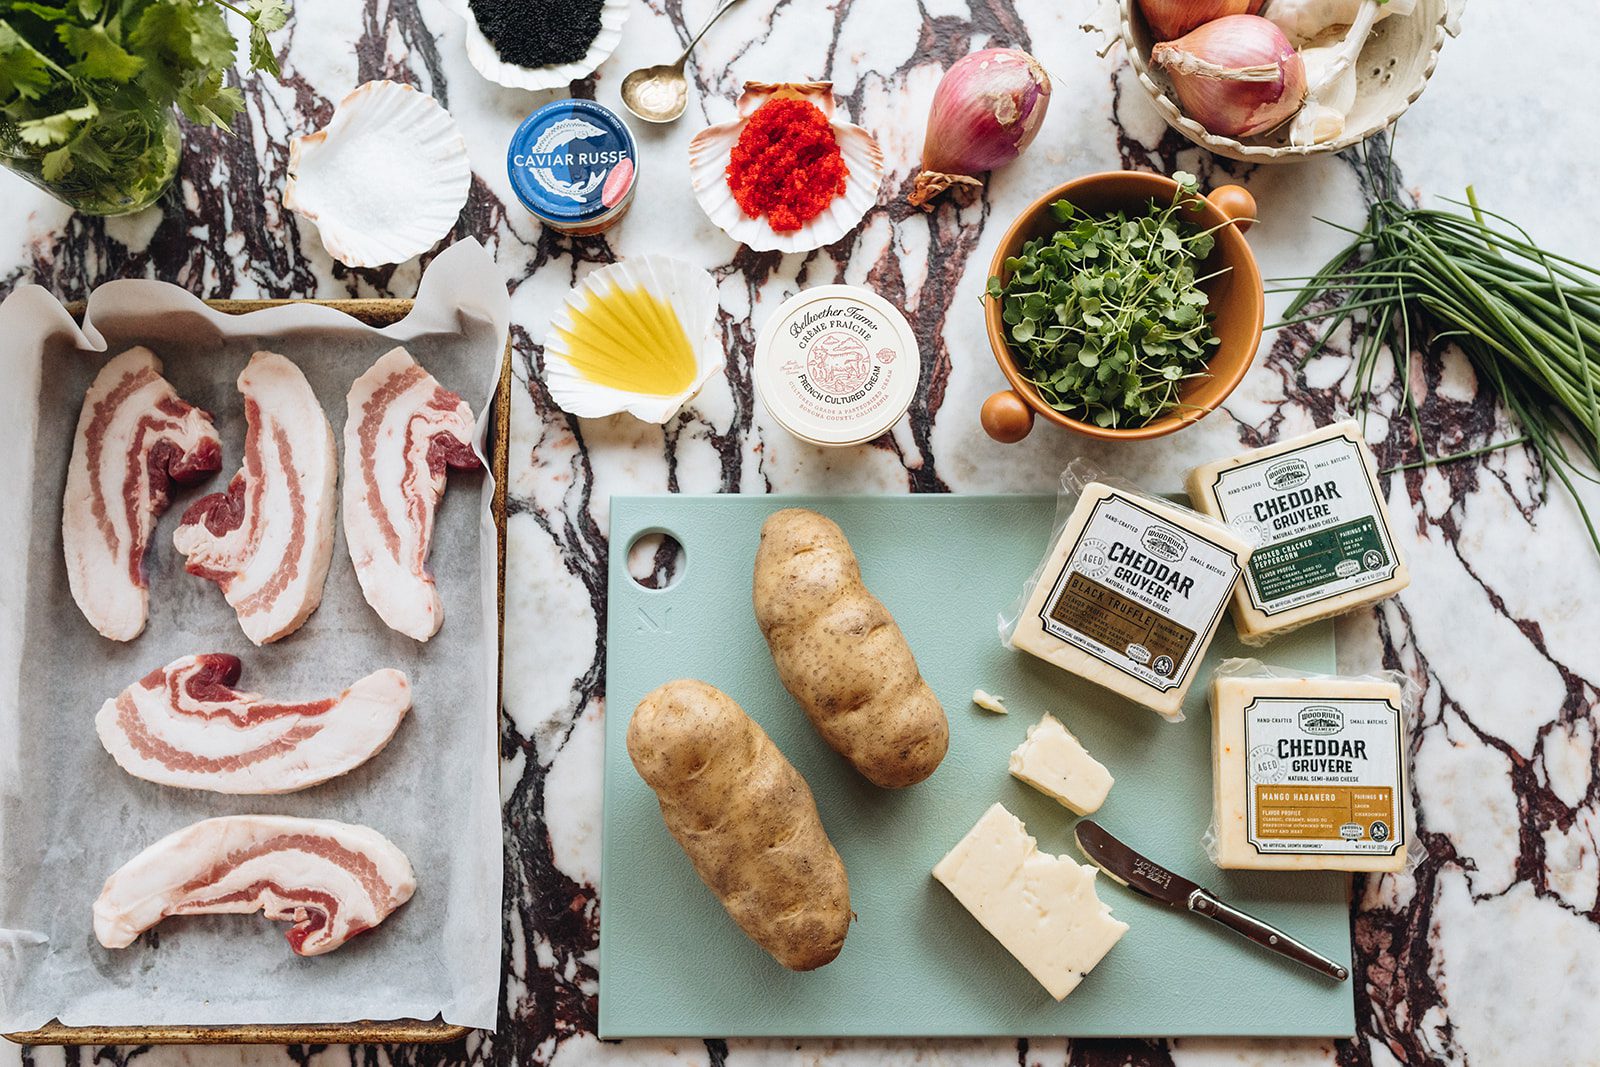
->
[543,256,722,424]
[447,0,631,91]
[688,82,884,254]
[284,81,470,269]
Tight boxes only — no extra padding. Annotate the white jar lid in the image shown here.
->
[753,284,922,447]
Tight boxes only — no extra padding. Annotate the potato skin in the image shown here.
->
[627,678,851,971]
[752,508,949,788]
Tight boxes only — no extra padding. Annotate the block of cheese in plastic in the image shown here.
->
[1008,712,1113,815]
[932,803,1127,1000]
[1009,482,1250,720]
[1186,421,1409,645]
[1210,668,1410,872]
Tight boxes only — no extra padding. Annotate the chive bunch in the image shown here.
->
[1282,177,1600,555]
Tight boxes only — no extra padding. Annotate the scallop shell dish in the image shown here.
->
[689,82,884,255]
[543,256,723,424]
[284,81,471,269]
[448,0,631,91]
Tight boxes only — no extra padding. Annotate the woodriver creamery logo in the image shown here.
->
[1140,524,1188,562]
[1298,705,1345,735]
[1266,457,1311,490]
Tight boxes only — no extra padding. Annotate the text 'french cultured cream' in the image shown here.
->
[1209,665,1410,872]
[1009,482,1251,720]
[1186,421,1409,644]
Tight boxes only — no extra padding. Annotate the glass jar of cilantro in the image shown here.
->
[1,107,182,217]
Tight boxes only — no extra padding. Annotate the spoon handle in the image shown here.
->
[677,0,744,65]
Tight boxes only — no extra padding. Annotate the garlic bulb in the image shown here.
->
[1265,0,1415,45]
[1151,15,1307,138]
[1288,0,1383,146]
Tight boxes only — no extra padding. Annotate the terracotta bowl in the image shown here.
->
[980,171,1264,444]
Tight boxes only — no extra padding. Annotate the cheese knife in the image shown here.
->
[1074,819,1350,982]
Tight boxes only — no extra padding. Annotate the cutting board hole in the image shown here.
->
[626,530,687,591]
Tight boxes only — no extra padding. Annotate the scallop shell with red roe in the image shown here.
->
[688,82,884,255]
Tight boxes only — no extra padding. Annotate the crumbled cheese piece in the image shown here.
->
[1210,670,1409,872]
[1008,713,1113,815]
[1009,483,1249,720]
[972,689,1008,714]
[1186,421,1409,645]
[932,803,1127,1000]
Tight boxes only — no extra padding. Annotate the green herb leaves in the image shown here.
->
[0,0,287,202]
[985,174,1225,429]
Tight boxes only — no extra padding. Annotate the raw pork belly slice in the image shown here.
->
[173,352,337,644]
[63,347,223,641]
[94,814,416,956]
[344,346,479,641]
[95,653,411,794]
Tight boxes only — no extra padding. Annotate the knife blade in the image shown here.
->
[1074,819,1349,982]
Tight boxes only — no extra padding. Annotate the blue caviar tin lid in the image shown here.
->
[507,99,639,230]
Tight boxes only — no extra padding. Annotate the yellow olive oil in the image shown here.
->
[555,283,697,396]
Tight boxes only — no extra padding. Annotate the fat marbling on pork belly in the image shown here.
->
[173,352,338,645]
[343,345,480,642]
[95,653,411,794]
[62,347,223,642]
[94,814,416,956]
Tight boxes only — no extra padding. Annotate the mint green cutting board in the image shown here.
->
[599,495,1354,1039]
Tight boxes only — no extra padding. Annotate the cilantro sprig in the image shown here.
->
[986,173,1230,430]
[0,0,286,204]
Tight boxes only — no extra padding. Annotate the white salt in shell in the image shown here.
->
[284,81,470,268]
[448,0,631,91]
[688,82,884,254]
[542,255,722,424]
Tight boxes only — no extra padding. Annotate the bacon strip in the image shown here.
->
[95,653,411,794]
[93,815,416,956]
[343,346,479,641]
[63,347,222,641]
[173,352,337,645]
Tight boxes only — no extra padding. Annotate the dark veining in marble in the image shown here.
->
[7,2,1588,1066]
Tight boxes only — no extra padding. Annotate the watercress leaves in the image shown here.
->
[985,176,1227,429]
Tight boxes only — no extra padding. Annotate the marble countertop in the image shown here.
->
[4,0,1596,1064]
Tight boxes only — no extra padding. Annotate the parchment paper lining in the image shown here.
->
[0,240,507,1030]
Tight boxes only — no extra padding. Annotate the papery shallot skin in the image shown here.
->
[63,347,223,642]
[95,653,411,794]
[94,815,416,956]
[343,346,480,642]
[173,352,338,645]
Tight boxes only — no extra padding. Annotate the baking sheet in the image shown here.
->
[0,241,508,1031]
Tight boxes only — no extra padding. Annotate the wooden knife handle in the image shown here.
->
[1188,890,1350,982]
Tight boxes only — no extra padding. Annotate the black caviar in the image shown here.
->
[467,0,604,69]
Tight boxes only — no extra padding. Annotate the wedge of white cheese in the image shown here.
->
[1008,712,1113,815]
[1210,669,1410,872]
[1186,421,1409,645]
[1009,483,1250,720]
[932,803,1127,1000]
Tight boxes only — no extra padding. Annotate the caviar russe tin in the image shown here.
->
[507,99,638,236]
[753,285,921,447]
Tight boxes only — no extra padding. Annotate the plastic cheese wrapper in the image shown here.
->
[1000,458,1251,722]
[1185,421,1411,646]
[1204,658,1426,874]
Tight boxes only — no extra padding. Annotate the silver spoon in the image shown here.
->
[620,0,744,124]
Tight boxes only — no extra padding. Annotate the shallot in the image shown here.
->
[908,48,1051,209]
[1136,0,1264,42]
[1151,15,1306,138]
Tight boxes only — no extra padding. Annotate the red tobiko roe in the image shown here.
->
[725,97,850,233]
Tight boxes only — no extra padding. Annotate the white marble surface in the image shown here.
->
[3,0,1598,1064]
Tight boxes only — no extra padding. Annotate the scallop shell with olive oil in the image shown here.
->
[688,82,884,254]
[447,0,631,91]
[284,81,470,269]
[542,256,723,424]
